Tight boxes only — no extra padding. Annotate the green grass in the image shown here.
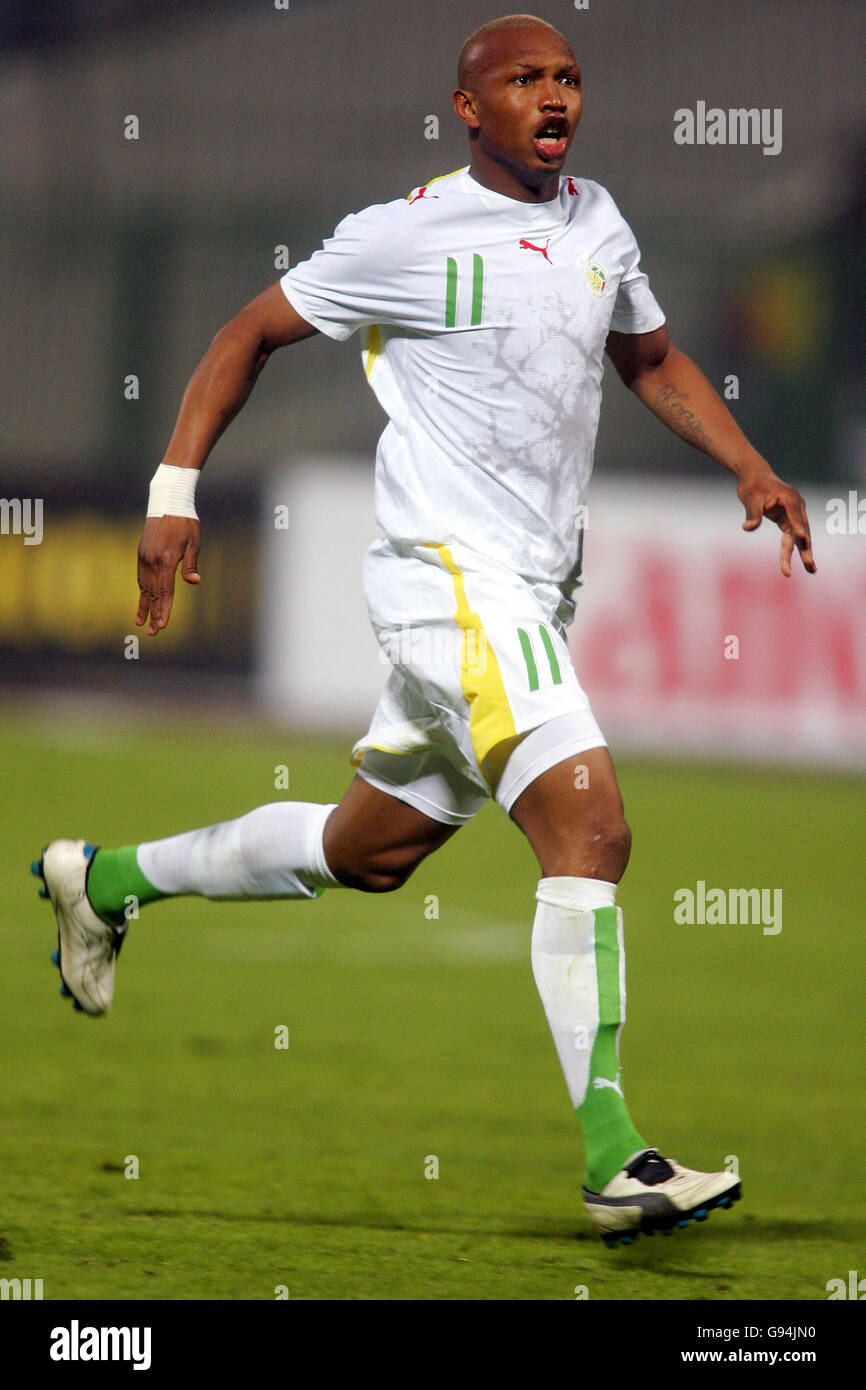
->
[1,711,863,1300]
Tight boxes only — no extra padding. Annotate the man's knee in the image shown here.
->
[602,814,632,877]
[542,809,632,882]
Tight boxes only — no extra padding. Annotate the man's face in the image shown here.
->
[455,29,582,181]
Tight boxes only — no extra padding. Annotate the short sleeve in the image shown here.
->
[609,226,666,335]
[280,205,397,341]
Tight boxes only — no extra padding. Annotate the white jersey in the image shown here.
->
[281,166,665,584]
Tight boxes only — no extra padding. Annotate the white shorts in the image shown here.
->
[352,538,606,825]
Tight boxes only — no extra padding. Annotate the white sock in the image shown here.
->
[531,876,619,1108]
[531,877,647,1192]
[137,802,340,900]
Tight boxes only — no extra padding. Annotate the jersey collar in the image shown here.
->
[464,169,568,227]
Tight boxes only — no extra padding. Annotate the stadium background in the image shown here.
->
[1,0,865,1304]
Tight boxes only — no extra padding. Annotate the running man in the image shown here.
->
[34,14,815,1246]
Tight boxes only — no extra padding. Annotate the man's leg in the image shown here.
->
[35,776,457,1015]
[508,745,647,1192]
[505,741,741,1244]
[86,774,456,908]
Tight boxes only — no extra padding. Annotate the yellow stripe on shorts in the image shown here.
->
[435,544,516,770]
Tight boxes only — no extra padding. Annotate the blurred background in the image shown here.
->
[1,0,865,754]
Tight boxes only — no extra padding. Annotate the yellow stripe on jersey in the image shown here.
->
[363,323,382,380]
[405,165,468,199]
[435,543,516,773]
[426,165,467,188]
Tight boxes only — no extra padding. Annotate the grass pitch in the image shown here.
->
[1,711,863,1301]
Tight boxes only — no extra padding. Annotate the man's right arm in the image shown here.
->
[136,283,318,636]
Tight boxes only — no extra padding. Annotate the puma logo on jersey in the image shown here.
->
[518,237,553,265]
[409,185,439,205]
[593,1074,624,1097]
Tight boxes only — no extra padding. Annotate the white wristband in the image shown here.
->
[146,464,200,519]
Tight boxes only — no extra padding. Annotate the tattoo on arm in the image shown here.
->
[653,384,709,452]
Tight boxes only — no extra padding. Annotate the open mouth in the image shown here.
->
[533,117,568,161]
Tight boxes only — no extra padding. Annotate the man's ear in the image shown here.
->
[452,89,479,130]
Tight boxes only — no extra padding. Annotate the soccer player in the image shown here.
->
[34,14,815,1246]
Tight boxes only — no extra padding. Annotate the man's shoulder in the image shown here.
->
[350,167,469,217]
[404,165,470,206]
[328,168,469,241]
[564,177,639,244]
[566,176,621,214]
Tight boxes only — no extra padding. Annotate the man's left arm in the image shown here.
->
[605,325,816,576]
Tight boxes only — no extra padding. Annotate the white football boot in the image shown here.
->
[33,840,127,1016]
[583,1147,741,1247]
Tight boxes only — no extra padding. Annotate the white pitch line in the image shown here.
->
[198,915,528,966]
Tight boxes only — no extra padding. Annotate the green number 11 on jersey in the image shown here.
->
[445,254,485,327]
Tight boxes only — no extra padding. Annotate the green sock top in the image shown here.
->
[86,845,166,926]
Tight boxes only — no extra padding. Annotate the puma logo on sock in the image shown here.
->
[593,1075,624,1097]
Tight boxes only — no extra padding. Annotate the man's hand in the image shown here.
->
[737,469,816,577]
[136,515,201,636]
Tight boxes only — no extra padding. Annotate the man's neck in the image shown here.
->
[467,153,560,205]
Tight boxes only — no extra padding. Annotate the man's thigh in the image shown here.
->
[507,744,630,881]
